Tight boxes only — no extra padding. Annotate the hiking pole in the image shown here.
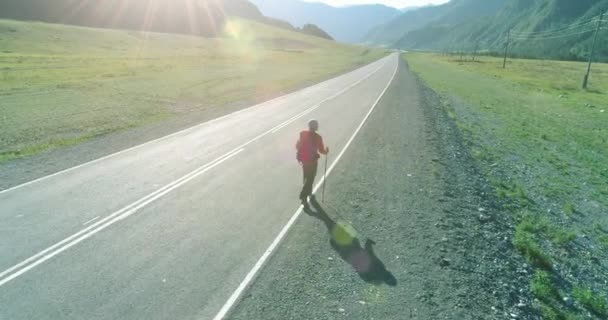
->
[322,153,328,202]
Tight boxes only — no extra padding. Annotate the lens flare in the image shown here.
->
[221,19,262,64]
[331,222,356,246]
[350,251,371,273]
[224,20,241,39]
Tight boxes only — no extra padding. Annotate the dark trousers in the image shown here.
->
[300,162,318,201]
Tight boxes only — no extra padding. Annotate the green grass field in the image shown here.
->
[0,18,386,162]
[405,53,608,319]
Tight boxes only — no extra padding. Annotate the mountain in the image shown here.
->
[0,0,244,37]
[400,5,432,13]
[300,23,333,40]
[0,0,333,40]
[365,0,506,46]
[366,0,608,61]
[250,0,401,43]
[392,0,608,61]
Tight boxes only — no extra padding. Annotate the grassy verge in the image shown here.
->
[0,18,386,162]
[404,53,608,319]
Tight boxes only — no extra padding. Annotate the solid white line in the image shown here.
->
[0,57,389,195]
[212,54,400,320]
[82,216,100,226]
[0,148,244,287]
[0,147,244,282]
[0,57,390,286]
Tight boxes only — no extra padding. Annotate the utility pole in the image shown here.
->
[472,41,480,61]
[583,12,604,89]
[503,29,511,69]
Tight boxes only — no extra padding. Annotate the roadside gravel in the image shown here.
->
[229,58,533,319]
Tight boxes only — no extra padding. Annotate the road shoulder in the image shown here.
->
[229,58,529,319]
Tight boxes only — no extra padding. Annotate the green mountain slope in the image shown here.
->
[251,0,401,43]
[0,0,236,37]
[365,0,505,46]
[371,0,608,62]
[300,24,333,40]
[0,0,333,40]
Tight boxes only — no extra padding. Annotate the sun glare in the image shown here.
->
[222,18,262,63]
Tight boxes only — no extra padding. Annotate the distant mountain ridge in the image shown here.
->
[366,0,608,61]
[365,0,506,46]
[250,0,402,43]
[0,0,333,40]
[400,5,433,13]
[0,0,245,37]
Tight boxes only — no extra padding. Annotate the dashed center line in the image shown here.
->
[83,216,100,226]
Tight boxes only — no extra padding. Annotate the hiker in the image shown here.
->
[296,119,329,208]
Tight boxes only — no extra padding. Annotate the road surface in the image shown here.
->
[0,53,398,320]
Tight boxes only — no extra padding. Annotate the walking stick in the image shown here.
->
[322,153,328,202]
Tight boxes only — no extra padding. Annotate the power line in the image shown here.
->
[517,16,601,32]
[512,18,600,36]
[511,29,596,40]
[511,15,602,35]
[511,23,597,37]
[477,39,494,45]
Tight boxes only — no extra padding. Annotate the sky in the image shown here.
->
[301,0,451,9]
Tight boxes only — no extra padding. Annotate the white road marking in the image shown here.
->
[0,148,244,287]
[0,56,389,287]
[0,57,388,195]
[270,64,385,134]
[82,216,100,226]
[212,54,400,320]
[270,105,321,134]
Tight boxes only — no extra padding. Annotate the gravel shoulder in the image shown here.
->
[229,58,532,319]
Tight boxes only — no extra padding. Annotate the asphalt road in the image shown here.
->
[0,53,399,320]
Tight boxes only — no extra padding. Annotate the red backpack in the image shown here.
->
[296,131,320,163]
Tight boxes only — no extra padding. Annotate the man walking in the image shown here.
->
[296,119,329,208]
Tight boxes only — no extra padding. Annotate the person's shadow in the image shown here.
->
[305,198,397,287]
